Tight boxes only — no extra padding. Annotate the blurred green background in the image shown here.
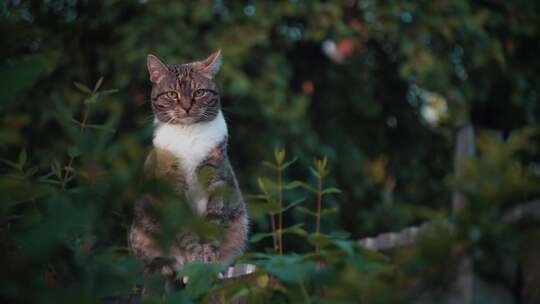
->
[1,1,539,303]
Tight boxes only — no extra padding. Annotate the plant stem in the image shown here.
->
[263,190,278,252]
[81,107,90,130]
[269,213,278,252]
[315,175,322,254]
[299,281,310,303]
[61,157,75,190]
[277,166,283,255]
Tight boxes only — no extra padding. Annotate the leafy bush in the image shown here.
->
[1,1,540,303]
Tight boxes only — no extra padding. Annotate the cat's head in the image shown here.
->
[146,50,222,125]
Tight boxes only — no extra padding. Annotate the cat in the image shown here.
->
[128,50,248,286]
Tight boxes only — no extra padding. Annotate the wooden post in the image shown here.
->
[452,124,475,210]
[450,124,475,304]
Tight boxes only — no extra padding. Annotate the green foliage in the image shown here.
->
[1,1,539,303]
[178,263,224,300]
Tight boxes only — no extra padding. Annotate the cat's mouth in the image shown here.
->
[164,116,198,125]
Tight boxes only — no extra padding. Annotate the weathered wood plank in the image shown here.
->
[452,124,476,210]
[357,195,540,252]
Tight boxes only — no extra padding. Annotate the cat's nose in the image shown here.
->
[179,98,193,112]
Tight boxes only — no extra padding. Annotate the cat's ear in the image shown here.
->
[147,54,169,83]
[196,50,222,78]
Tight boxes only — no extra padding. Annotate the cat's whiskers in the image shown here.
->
[165,116,176,125]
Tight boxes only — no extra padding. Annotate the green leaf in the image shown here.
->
[257,177,266,193]
[257,201,280,214]
[333,239,355,256]
[280,197,306,213]
[254,255,315,284]
[280,157,297,170]
[246,194,267,200]
[284,180,303,190]
[38,171,56,182]
[163,290,193,304]
[309,167,320,178]
[85,124,116,132]
[39,179,63,186]
[307,233,332,247]
[1,158,20,171]
[178,262,224,299]
[281,223,307,237]
[320,207,338,217]
[285,181,316,192]
[84,94,99,104]
[73,82,92,94]
[296,206,317,216]
[283,181,302,190]
[51,160,62,179]
[249,232,275,243]
[322,187,341,195]
[329,230,351,239]
[256,273,269,288]
[70,118,81,126]
[274,148,285,165]
[262,161,278,170]
[18,149,27,168]
[257,177,275,194]
[93,76,104,93]
[24,166,38,178]
[313,157,328,177]
[100,89,118,95]
[64,173,77,183]
[67,146,81,158]
[229,287,250,302]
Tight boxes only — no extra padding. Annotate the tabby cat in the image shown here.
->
[128,50,248,285]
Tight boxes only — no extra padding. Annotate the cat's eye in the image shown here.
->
[166,91,178,99]
[193,89,206,98]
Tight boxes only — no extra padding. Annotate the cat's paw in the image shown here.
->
[202,243,219,263]
[206,196,225,222]
[145,256,177,277]
[206,201,223,216]
[161,264,175,277]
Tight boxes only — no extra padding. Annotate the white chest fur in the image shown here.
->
[153,111,228,214]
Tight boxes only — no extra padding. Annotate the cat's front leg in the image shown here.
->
[206,179,227,219]
[201,177,230,265]
[197,162,230,220]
